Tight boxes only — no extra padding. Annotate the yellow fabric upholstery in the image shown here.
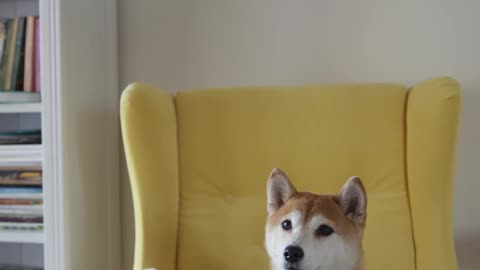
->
[121,84,179,270]
[120,77,460,270]
[407,78,461,270]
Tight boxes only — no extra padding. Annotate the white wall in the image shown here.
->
[118,1,480,269]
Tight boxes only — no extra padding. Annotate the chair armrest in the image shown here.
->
[121,83,179,270]
[406,76,461,270]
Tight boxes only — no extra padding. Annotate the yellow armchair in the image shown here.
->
[120,77,461,270]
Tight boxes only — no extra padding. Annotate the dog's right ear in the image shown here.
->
[267,168,296,216]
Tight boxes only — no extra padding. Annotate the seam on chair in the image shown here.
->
[173,93,182,270]
[404,88,418,270]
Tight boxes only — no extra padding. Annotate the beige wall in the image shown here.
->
[118,1,480,269]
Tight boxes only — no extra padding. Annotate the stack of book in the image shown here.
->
[0,167,42,231]
[0,264,42,270]
[0,130,41,145]
[0,16,41,103]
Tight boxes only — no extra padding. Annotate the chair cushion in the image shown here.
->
[175,84,415,270]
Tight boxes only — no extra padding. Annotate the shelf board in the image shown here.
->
[0,230,43,244]
[0,103,41,113]
[0,144,42,166]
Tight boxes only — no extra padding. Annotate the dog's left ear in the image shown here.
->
[337,176,367,224]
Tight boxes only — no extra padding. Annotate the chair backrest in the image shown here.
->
[120,77,460,270]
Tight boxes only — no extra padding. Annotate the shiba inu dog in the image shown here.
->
[265,168,367,270]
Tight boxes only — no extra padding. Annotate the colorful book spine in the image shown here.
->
[0,16,40,92]
[34,17,40,92]
[0,19,6,89]
[23,16,35,92]
[4,18,18,90]
[11,17,26,91]
[0,19,10,90]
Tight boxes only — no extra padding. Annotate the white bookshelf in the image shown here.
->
[2,0,120,269]
[0,0,44,268]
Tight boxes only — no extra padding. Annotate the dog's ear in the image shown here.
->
[337,176,367,224]
[267,168,296,216]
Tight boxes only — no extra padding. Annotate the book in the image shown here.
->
[0,90,40,103]
[0,186,42,194]
[0,222,43,231]
[0,168,42,186]
[0,129,41,144]
[0,216,42,223]
[0,208,42,216]
[0,179,41,186]
[0,198,42,205]
[11,17,26,90]
[0,193,42,200]
[0,204,42,211]
[0,19,6,89]
[0,264,43,270]
[0,16,41,93]
[0,19,12,90]
[23,17,35,92]
[34,17,40,92]
[3,18,18,90]
[0,204,43,213]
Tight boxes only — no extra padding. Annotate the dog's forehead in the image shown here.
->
[269,192,345,226]
[291,192,343,222]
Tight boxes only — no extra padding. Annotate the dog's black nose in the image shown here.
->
[283,245,304,263]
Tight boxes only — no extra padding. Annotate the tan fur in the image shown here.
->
[265,169,366,270]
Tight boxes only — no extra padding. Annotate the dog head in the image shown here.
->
[265,168,367,270]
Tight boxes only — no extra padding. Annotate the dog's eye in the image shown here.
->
[281,219,292,231]
[316,224,334,237]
